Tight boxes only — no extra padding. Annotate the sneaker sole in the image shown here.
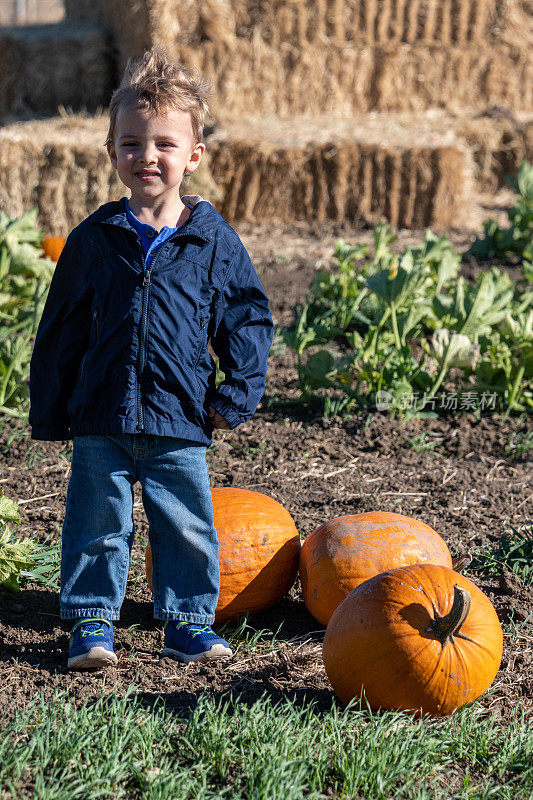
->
[67,646,118,671]
[162,643,233,664]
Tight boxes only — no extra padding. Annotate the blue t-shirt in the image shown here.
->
[126,201,187,269]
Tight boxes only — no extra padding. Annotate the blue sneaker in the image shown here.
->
[163,621,232,663]
[67,618,118,670]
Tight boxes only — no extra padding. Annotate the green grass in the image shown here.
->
[468,525,533,586]
[0,688,531,800]
[0,422,28,456]
[24,442,46,470]
[218,615,283,655]
[400,432,445,453]
[505,428,533,459]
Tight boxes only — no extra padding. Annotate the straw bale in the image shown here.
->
[65,1,532,113]
[207,117,470,229]
[0,21,112,120]
[0,116,221,236]
[64,0,204,70]
[178,40,533,118]
[249,0,532,48]
[456,110,533,191]
[64,0,153,70]
[65,0,532,48]
[66,0,531,49]
[2,110,530,233]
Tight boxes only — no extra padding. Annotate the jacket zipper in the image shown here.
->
[135,244,167,432]
[136,270,152,431]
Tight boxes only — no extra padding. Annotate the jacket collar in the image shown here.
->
[94,196,216,243]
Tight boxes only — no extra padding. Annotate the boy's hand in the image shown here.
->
[208,406,231,430]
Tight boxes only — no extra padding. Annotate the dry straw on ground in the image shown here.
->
[0,21,112,120]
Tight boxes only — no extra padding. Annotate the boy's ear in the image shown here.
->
[186,142,206,175]
[107,141,118,169]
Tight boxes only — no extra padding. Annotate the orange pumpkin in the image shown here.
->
[146,487,300,621]
[300,512,452,625]
[323,563,503,716]
[42,235,65,262]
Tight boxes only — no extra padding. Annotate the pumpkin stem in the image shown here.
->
[431,585,471,646]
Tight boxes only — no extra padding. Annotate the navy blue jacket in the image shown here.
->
[29,196,273,443]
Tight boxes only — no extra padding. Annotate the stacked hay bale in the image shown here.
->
[0,0,531,229]
[207,114,471,230]
[0,116,221,236]
[0,20,113,121]
[65,0,533,115]
[1,108,529,233]
[208,111,533,226]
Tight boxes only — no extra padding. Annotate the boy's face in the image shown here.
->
[107,103,205,207]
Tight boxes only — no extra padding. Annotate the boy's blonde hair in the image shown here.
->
[106,46,211,146]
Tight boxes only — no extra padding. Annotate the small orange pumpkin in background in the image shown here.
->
[300,512,453,625]
[42,235,65,262]
[322,563,503,716]
[146,487,300,621]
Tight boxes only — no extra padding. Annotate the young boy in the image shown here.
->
[29,47,273,670]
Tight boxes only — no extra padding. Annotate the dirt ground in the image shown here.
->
[0,217,531,720]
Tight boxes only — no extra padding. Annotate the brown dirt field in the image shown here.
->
[0,224,531,719]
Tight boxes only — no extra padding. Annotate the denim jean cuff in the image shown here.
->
[61,608,119,621]
[154,610,216,624]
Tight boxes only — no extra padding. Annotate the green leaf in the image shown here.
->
[301,350,336,388]
[499,309,533,343]
[367,257,430,313]
[0,533,36,590]
[431,329,480,370]
[433,269,515,340]
[372,222,397,265]
[517,159,533,203]
[0,494,20,524]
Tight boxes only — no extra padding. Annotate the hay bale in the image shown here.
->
[64,0,235,70]
[0,116,221,236]
[207,115,471,229]
[370,43,532,114]
[251,0,531,47]
[180,40,532,117]
[457,110,533,191]
[64,0,184,71]
[1,109,530,233]
[65,0,532,114]
[66,0,531,50]
[0,21,113,120]
[209,141,468,231]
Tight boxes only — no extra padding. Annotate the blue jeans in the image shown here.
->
[59,434,220,623]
